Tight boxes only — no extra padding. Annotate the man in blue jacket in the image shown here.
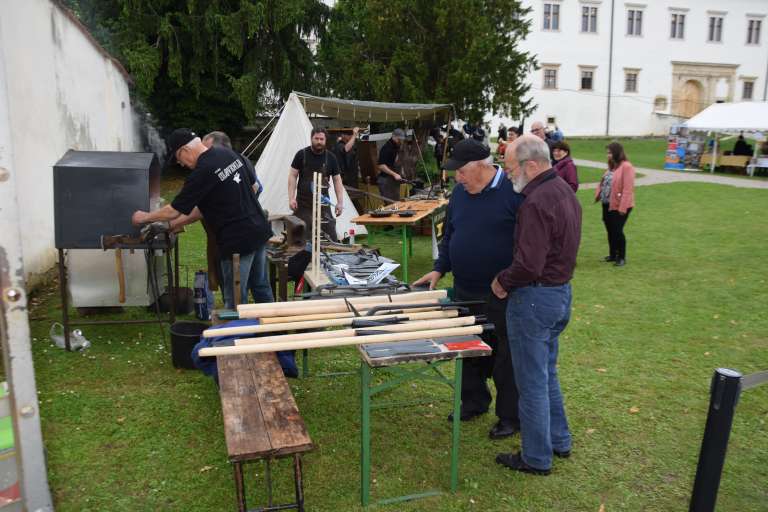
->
[413,139,523,440]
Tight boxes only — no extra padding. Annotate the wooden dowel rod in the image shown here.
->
[236,316,477,345]
[237,295,446,319]
[237,289,446,313]
[199,324,485,357]
[259,306,442,324]
[204,309,458,338]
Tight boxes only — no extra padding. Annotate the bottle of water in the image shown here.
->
[193,270,209,320]
[349,228,356,245]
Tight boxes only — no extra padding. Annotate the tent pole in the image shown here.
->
[711,134,718,174]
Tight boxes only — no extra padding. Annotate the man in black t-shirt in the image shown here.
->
[331,127,361,189]
[132,128,273,309]
[288,128,344,242]
[377,128,405,201]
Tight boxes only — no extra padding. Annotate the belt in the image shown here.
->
[530,281,567,287]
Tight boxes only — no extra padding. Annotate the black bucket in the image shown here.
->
[170,321,207,369]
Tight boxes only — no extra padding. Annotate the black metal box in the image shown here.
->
[54,150,160,249]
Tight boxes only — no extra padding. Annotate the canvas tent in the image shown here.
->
[682,101,768,174]
[254,92,452,240]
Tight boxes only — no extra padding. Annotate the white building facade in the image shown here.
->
[511,0,768,136]
[0,0,139,285]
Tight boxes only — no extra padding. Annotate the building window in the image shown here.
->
[654,96,668,112]
[544,3,560,31]
[743,81,755,100]
[627,9,643,36]
[580,68,595,90]
[581,6,598,33]
[747,19,762,44]
[625,71,639,93]
[543,67,558,89]
[671,13,685,39]
[708,16,723,42]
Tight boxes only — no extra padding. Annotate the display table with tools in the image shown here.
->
[357,338,491,507]
[352,199,448,282]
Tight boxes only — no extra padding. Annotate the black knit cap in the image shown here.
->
[166,128,197,163]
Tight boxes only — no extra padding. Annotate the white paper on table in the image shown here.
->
[367,262,400,285]
[344,271,367,285]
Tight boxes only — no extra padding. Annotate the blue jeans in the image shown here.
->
[220,245,274,309]
[506,284,573,470]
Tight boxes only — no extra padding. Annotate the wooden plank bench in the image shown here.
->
[218,352,314,512]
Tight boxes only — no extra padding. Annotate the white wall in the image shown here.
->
[504,0,768,136]
[0,0,138,285]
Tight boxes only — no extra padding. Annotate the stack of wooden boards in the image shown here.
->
[199,290,492,357]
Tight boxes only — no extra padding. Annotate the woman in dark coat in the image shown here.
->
[551,141,579,192]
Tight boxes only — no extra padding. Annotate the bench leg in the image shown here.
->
[293,454,305,512]
[233,461,246,512]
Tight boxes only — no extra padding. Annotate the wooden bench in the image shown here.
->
[218,352,314,512]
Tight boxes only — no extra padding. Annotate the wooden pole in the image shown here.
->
[237,315,478,345]
[237,289,446,313]
[237,295,446,319]
[203,309,459,338]
[258,305,443,324]
[198,324,486,357]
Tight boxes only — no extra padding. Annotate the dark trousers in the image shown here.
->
[602,203,632,260]
[455,286,520,424]
[376,175,401,201]
[294,204,338,243]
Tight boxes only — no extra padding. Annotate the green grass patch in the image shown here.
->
[568,137,668,170]
[29,182,768,511]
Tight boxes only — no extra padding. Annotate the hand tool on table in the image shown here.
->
[199,323,494,357]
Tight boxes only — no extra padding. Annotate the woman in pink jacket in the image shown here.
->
[594,142,635,267]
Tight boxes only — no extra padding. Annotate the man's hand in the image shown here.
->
[352,127,360,136]
[289,198,298,211]
[413,271,442,290]
[392,172,402,181]
[491,277,508,299]
[335,203,343,217]
[132,210,149,226]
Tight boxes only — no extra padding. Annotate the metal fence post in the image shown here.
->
[689,368,742,512]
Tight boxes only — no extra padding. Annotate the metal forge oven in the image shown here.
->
[53,150,180,350]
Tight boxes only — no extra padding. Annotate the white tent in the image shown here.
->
[683,101,768,133]
[682,101,768,174]
[254,92,365,239]
[255,92,453,239]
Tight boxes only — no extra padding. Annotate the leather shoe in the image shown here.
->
[614,258,626,267]
[495,452,550,476]
[489,420,519,439]
[554,449,571,459]
[447,409,487,422]
[603,256,616,262]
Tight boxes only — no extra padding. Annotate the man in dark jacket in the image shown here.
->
[413,139,524,440]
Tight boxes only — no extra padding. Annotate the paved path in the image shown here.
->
[575,158,768,190]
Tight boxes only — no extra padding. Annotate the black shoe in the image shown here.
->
[495,452,550,476]
[489,420,520,440]
[603,256,616,262]
[447,409,487,422]
[554,449,571,459]
[614,259,626,267]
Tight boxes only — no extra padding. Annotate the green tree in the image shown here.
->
[317,0,536,122]
[64,0,329,133]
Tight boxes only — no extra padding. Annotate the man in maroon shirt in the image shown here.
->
[491,135,582,475]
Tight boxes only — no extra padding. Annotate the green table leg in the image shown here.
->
[302,349,309,378]
[401,225,409,282]
[450,358,463,492]
[408,225,413,256]
[361,362,372,506]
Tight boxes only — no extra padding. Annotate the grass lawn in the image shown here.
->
[28,182,767,511]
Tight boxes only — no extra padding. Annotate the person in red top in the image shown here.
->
[551,141,579,192]
[491,135,582,476]
[594,142,635,266]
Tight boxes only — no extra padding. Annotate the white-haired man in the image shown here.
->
[492,135,581,476]
[132,128,273,308]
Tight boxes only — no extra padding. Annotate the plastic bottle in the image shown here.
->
[49,323,91,350]
[349,228,355,245]
[193,270,210,320]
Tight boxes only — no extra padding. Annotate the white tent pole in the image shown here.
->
[711,134,718,174]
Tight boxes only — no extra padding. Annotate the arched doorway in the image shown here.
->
[680,80,704,118]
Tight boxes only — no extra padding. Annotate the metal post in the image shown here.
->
[401,226,409,283]
[450,358,463,492]
[166,245,176,325]
[233,461,246,512]
[57,248,71,351]
[360,361,372,506]
[689,368,742,512]
[711,136,718,174]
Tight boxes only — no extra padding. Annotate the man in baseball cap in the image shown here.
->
[413,137,523,439]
